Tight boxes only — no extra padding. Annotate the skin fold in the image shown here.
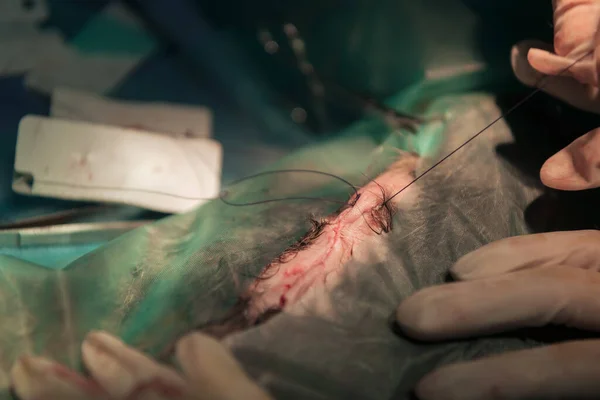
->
[244,153,420,324]
[196,152,421,338]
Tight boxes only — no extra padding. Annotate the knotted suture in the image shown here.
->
[177,154,420,348]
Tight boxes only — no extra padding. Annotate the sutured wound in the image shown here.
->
[200,153,420,338]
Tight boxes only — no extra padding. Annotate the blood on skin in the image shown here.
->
[195,153,419,340]
[284,267,306,277]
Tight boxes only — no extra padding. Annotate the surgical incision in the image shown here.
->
[202,153,420,338]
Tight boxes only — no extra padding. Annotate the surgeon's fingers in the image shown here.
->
[10,355,109,400]
[528,47,599,87]
[396,265,600,341]
[541,127,600,190]
[81,331,187,400]
[175,333,274,400]
[415,339,600,400]
[451,230,600,280]
[511,40,600,114]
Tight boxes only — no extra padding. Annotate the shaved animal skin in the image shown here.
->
[244,154,420,323]
[198,153,420,339]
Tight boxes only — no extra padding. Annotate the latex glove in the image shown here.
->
[10,331,273,400]
[396,230,600,400]
[511,0,600,190]
[511,0,600,111]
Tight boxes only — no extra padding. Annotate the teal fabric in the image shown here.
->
[0,243,103,269]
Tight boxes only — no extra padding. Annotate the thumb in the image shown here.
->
[528,47,598,87]
[541,127,600,190]
[511,40,600,115]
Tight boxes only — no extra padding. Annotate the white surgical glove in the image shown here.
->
[395,2,600,399]
[511,0,600,190]
[10,331,273,400]
[397,230,600,400]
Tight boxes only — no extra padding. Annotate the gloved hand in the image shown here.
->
[511,0,600,190]
[395,1,600,399]
[10,330,273,400]
[396,230,600,400]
